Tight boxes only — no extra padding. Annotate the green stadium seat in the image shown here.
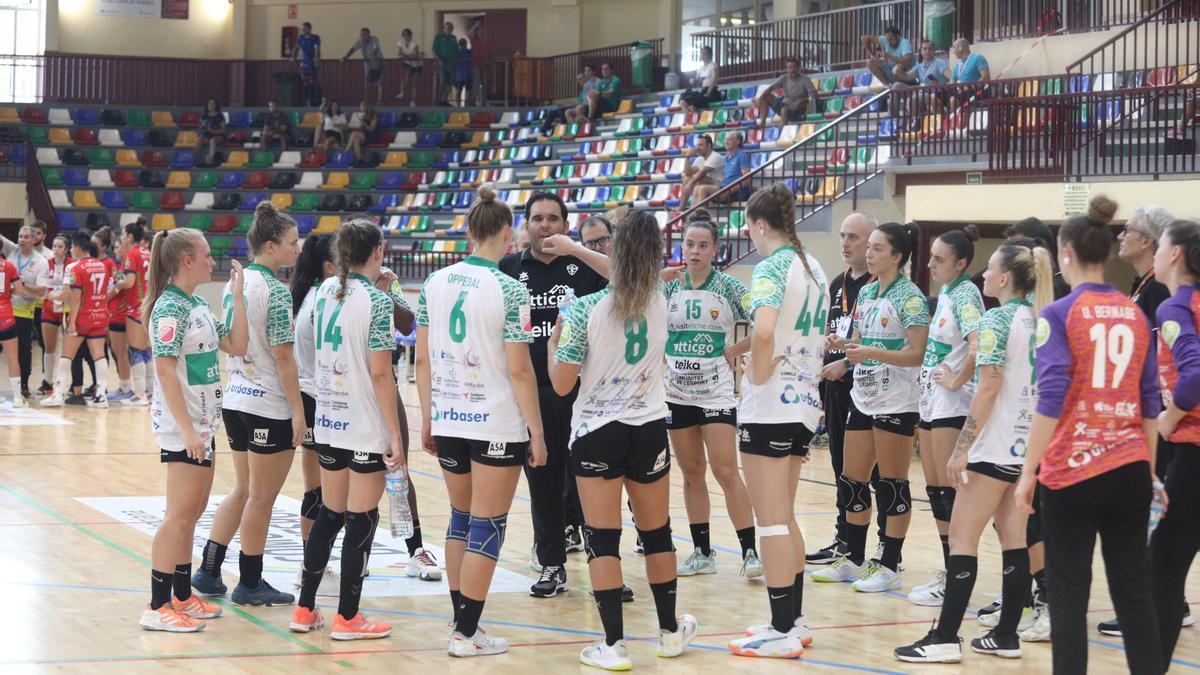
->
[130,191,158,209]
[41,168,63,187]
[349,172,377,190]
[188,214,213,231]
[418,112,446,128]
[292,193,320,211]
[236,215,253,233]
[210,236,231,255]
[407,151,434,168]
[89,148,116,167]
[27,127,49,145]
[126,110,152,127]
[246,151,275,169]
[192,171,219,189]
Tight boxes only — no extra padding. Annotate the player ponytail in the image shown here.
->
[1059,195,1118,266]
[876,222,921,281]
[142,228,205,319]
[291,233,333,315]
[746,183,816,282]
[333,218,383,301]
[609,210,662,321]
[937,223,979,269]
[123,217,147,244]
[683,207,719,244]
[995,241,1055,316]
[466,184,513,243]
[249,201,298,256]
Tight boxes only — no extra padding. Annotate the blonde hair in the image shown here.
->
[609,210,663,320]
[996,242,1055,316]
[142,228,205,319]
[466,184,513,242]
[332,218,383,300]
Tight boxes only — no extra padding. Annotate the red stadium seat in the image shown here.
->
[22,107,47,124]
[142,150,167,167]
[243,171,269,189]
[113,169,140,187]
[72,128,99,145]
[178,111,201,128]
[210,214,236,232]
[298,151,327,168]
[160,191,185,210]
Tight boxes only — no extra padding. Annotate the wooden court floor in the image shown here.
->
[2,379,1197,674]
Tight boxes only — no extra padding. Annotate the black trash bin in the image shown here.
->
[273,72,301,107]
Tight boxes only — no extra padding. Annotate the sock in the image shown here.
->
[239,553,264,589]
[42,350,55,384]
[404,519,423,557]
[338,509,379,619]
[880,535,904,572]
[174,563,192,601]
[200,540,227,575]
[845,522,869,566]
[997,549,1031,637]
[150,569,173,610]
[456,595,485,638]
[8,377,19,397]
[689,523,711,557]
[768,585,795,633]
[131,360,146,396]
[299,507,346,610]
[449,588,462,623]
[736,526,757,558]
[593,588,625,646]
[119,378,132,393]
[54,357,71,393]
[93,357,108,397]
[936,554,977,642]
[793,573,805,618]
[939,534,951,568]
[649,579,679,633]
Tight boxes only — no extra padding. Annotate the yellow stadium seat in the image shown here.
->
[166,171,191,189]
[271,193,292,211]
[174,131,198,147]
[602,99,634,119]
[321,172,350,189]
[221,151,248,168]
[380,151,407,168]
[463,131,488,149]
[315,215,340,233]
[446,112,470,127]
[151,111,176,127]
[0,107,18,124]
[116,149,141,166]
[49,128,72,145]
[522,165,551,186]
[152,214,176,230]
[298,112,322,128]
[1179,66,1198,84]
[72,190,100,208]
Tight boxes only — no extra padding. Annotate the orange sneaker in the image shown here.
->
[331,612,392,641]
[173,595,223,619]
[139,604,206,633]
[290,605,326,633]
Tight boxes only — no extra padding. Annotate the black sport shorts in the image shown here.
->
[434,436,529,474]
[666,402,736,430]
[572,419,670,483]
[738,422,814,458]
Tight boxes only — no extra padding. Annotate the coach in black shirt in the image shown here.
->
[500,192,606,598]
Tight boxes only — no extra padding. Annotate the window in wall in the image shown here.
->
[681,0,774,72]
[0,0,43,103]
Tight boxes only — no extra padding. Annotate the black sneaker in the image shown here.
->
[1097,618,1120,636]
[634,535,644,556]
[621,585,634,602]
[36,381,52,396]
[977,595,1003,618]
[894,629,963,663]
[84,384,96,398]
[530,565,568,598]
[65,393,87,406]
[565,525,584,554]
[231,579,294,606]
[21,387,31,399]
[805,538,846,565]
[970,629,1022,658]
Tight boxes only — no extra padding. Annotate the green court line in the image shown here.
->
[0,484,324,655]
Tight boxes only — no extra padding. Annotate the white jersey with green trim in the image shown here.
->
[313,274,396,453]
[150,285,230,452]
[663,270,749,409]
[738,247,829,429]
[295,286,319,398]
[970,300,1038,465]
[556,286,668,445]
[919,276,984,421]
[417,257,534,444]
[851,275,930,415]
[223,263,296,419]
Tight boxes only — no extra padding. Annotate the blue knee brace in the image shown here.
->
[466,514,508,561]
[446,507,470,542]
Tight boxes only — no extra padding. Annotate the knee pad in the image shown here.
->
[446,507,470,542]
[927,486,950,522]
[837,475,872,514]
[466,514,508,561]
[636,522,674,556]
[310,506,346,541]
[300,487,322,520]
[584,525,621,561]
[940,486,957,519]
[875,477,912,517]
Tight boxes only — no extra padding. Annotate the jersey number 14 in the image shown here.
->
[315,297,344,351]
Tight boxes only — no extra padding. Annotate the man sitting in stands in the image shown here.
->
[892,39,950,115]
[861,26,914,87]
[679,134,724,208]
[260,101,291,151]
[950,38,991,111]
[752,57,818,129]
[695,131,752,204]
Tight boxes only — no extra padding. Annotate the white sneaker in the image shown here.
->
[86,394,108,409]
[746,615,814,647]
[979,606,1034,631]
[908,570,946,606]
[676,547,717,576]
[292,566,341,597]
[874,541,905,572]
[407,547,443,581]
[811,554,865,583]
[10,394,27,408]
[1019,606,1051,642]
[123,393,150,406]
[449,626,509,657]
[740,549,765,579]
[729,625,806,658]
[852,560,902,593]
[580,639,632,670]
[657,613,698,657]
[529,544,543,573]
[894,629,963,663]
[40,393,64,407]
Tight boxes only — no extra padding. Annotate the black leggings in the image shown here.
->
[14,315,34,390]
[1152,444,1200,665]
[71,347,96,390]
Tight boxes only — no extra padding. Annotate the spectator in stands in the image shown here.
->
[1168,92,1196,139]
[468,20,493,106]
[195,99,226,165]
[396,28,423,106]
[951,38,990,83]
[695,130,752,204]
[293,22,322,107]
[682,46,721,113]
[260,101,291,151]
[752,57,818,129]
[433,22,459,107]
[861,26,914,86]
[679,134,724,208]
[317,99,348,151]
[539,66,596,134]
[343,27,385,103]
[580,215,614,254]
[585,62,622,119]
[892,39,950,115]
[347,101,379,164]
[455,38,473,107]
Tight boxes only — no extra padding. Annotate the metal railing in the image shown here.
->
[385,247,469,281]
[1065,0,1198,82]
[513,39,664,103]
[25,138,57,233]
[978,0,1166,42]
[691,1,919,80]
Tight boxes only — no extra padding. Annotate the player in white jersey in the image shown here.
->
[549,210,698,670]
[36,235,72,398]
[415,187,547,656]
[289,219,405,640]
[193,202,303,606]
[910,225,985,606]
[813,223,929,593]
[897,241,1055,663]
[138,229,248,633]
[725,185,828,659]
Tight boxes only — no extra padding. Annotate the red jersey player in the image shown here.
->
[41,232,112,408]
[1,256,28,406]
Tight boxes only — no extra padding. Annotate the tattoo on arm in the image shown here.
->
[951,415,979,460]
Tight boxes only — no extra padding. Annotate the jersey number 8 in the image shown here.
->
[624,318,648,365]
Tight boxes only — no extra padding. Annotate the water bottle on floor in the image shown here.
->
[386,467,414,539]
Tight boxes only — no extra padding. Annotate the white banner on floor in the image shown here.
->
[0,402,72,426]
[76,495,532,597]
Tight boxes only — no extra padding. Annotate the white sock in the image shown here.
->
[131,361,146,397]
[93,357,108,397]
[42,351,56,383]
[53,357,72,394]
[9,377,19,398]
[119,378,132,393]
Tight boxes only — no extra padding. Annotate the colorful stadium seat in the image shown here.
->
[152,214,176,230]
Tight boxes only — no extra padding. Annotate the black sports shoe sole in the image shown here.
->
[805,551,844,565]
[1097,627,1122,637]
[530,584,569,598]
[894,653,962,664]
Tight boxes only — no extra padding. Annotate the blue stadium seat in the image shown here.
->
[101,191,129,209]
[294,215,316,235]
[231,239,249,258]
[377,111,398,128]
[877,118,897,140]
[57,211,79,231]
[326,151,354,168]
[123,130,148,147]
[415,131,441,148]
[451,191,472,210]
[63,169,89,186]
[369,194,398,213]
[218,171,245,189]
[377,172,403,190]
[73,108,100,125]
[227,111,254,128]
[1069,75,1092,93]
[171,149,196,168]
[238,192,267,210]
[8,145,26,164]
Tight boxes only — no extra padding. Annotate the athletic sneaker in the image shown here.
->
[657,614,698,657]
[634,535,644,556]
[449,626,509,657]
[677,547,717,576]
[529,544,543,573]
[874,541,904,572]
[407,547,442,581]
[806,538,846,565]
[852,560,902,593]
[894,629,963,663]
[289,606,326,633]
[65,393,87,406]
[621,585,635,602]
[565,525,585,554]
[1098,604,1194,636]
[908,570,946,606]
[39,392,64,407]
[172,595,223,619]
[123,393,150,407]
[530,565,568,597]
[979,606,1033,631]
[36,381,52,396]
[977,594,1003,618]
[293,566,340,597]
[139,604,206,633]
[190,569,228,596]
[86,394,108,409]
[10,394,27,408]
[971,629,1022,658]
[331,612,392,640]
[746,615,815,647]
[740,549,765,579]
[1186,605,1196,627]
[1020,606,1051,642]
[107,388,133,402]
[728,625,807,658]
[580,639,633,671]
[811,555,865,583]
[231,579,294,606]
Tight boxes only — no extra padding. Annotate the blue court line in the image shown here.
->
[1089,637,1200,670]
